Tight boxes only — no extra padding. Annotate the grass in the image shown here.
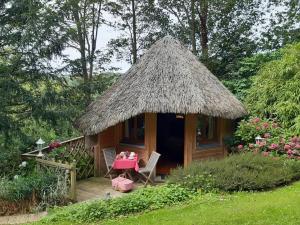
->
[33,182,300,225]
[102,182,300,225]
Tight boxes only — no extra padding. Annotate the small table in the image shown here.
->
[112,155,139,180]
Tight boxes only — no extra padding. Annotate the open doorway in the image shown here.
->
[156,113,184,175]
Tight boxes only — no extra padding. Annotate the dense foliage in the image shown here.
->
[39,185,192,223]
[168,153,300,192]
[235,117,283,144]
[245,42,300,132]
[222,50,282,101]
[0,171,57,202]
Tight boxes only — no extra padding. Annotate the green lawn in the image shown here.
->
[35,182,300,225]
[101,182,300,225]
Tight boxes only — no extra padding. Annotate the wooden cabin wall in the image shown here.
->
[94,126,116,176]
[92,112,234,175]
[188,116,233,163]
[117,113,157,166]
[94,113,157,175]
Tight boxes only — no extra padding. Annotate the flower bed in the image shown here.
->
[235,117,300,159]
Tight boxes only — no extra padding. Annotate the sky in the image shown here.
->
[62,13,131,73]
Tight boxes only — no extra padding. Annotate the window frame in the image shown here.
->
[195,115,221,150]
[121,114,145,146]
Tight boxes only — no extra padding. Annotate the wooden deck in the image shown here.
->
[76,177,140,202]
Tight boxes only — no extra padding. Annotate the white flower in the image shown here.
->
[14,175,19,180]
[21,161,27,167]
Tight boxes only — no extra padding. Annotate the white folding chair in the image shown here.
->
[102,147,116,179]
[138,151,161,187]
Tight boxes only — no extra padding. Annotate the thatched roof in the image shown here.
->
[76,36,247,135]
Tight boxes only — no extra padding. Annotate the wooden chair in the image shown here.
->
[138,151,161,187]
[102,147,116,179]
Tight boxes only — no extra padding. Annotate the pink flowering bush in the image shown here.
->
[235,117,300,160]
[235,117,282,144]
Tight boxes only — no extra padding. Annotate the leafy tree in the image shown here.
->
[158,0,262,78]
[260,0,300,50]
[223,50,282,101]
[107,0,169,64]
[245,42,300,133]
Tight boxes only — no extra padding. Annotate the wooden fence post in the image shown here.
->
[70,160,77,201]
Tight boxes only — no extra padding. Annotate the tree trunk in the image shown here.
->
[191,0,196,55]
[72,6,89,82]
[72,4,91,104]
[131,0,137,64]
[198,0,208,61]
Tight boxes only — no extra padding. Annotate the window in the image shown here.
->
[122,114,145,145]
[196,115,219,148]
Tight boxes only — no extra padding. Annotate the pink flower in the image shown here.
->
[284,144,291,151]
[287,149,293,155]
[289,142,296,148]
[249,143,254,148]
[252,117,261,123]
[258,142,266,148]
[264,133,271,138]
[291,136,298,143]
[238,144,244,150]
[262,152,269,157]
[262,122,269,128]
[268,143,278,150]
[295,144,300,149]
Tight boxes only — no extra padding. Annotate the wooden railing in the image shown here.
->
[36,158,77,201]
[22,136,85,157]
[22,136,94,180]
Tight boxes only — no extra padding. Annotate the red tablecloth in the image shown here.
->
[112,156,139,172]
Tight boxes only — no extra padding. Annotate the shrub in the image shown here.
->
[245,42,300,131]
[235,117,283,144]
[0,148,21,178]
[235,117,300,159]
[0,171,57,202]
[168,153,300,192]
[40,185,193,223]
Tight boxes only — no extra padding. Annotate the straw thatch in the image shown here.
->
[76,36,247,135]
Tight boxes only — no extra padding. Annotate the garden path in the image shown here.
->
[76,177,141,202]
[0,212,47,225]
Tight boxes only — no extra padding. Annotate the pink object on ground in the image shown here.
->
[112,155,139,171]
[112,176,125,189]
[111,176,134,192]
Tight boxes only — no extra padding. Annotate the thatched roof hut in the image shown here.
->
[76,36,246,136]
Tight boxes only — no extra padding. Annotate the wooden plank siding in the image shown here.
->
[90,113,234,176]
[92,113,157,176]
[191,117,232,162]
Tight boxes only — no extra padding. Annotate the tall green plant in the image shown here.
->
[245,42,300,132]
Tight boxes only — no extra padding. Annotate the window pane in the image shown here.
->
[196,115,218,148]
[124,120,130,138]
[136,114,145,141]
[122,114,145,145]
